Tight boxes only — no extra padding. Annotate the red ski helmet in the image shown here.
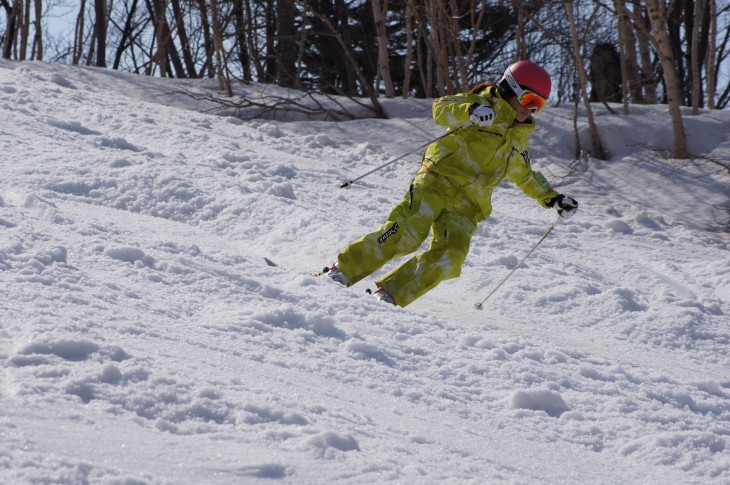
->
[499,61,552,100]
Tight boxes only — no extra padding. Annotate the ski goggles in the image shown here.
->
[516,88,547,114]
[504,71,547,114]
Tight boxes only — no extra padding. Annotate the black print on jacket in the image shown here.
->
[378,222,399,244]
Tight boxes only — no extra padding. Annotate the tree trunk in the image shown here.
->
[666,1,686,104]
[113,0,139,70]
[644,0,689,157]
[690,0,706,114]
[513,0,527,60]
[615,0,642,105]
[706,0,716,109]
[308,2,386,117]
[425,0,450,95]
[171,0,197,77]
[148,0,186,78]
[402,1,414,98]
[372,0,395,97]
[632,0,657,103]
[196,0,215,78]
[615,0,692,146]
[232,0,251,81]
[209,0,230,94]
[448,0,466,91]
[616,10,630,113]
[465,0,487,82]
[293,0,308,89]
[563,0,606,160]
[72,0,86,65]
[276,0,298,88]
[18,0,27,60]
[33,0,42,60]
[408,0,431,96]
[245,0,265,81]
[95,0,107,67]
[1,1,17,59]
[264,0,275,83]
[148,0,167,76]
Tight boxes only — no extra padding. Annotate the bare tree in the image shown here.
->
[564,0,606,160]
[196,0,214,78]
[372,0,395,97]
[32,0,41,60]
[112,0,140,70]
[642,0,689,157]
[406,0,432,96]
[402,1,414,97]
[208,0,231,94]
[294,0,308,89]
[148,0,167,76]
[614,0,642,106]
[146,0,187,77]
[706,0,717,109]
[307,0,385,117]
[1,0,16,59]
[170,0,197,77]
[634,1,657,104]
[275,0,298,88]
[461,0,489,86]
[231,0,250,81]
[447,0,466,88]
[513,0,528,59]
[610,0,688,157]
[18,0,27,60]
[690,0,707,114]
[95,0,107,66]
[72,0,86,65]
[425,0,452,95]
[8,0,727,116]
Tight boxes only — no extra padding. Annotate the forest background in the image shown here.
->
[1,0,729,159]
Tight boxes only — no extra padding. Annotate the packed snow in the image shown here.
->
[1,59,729,484]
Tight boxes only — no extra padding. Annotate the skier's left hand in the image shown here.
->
[548,194,578,218]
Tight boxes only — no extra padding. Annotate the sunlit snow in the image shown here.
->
[1,59,729,484]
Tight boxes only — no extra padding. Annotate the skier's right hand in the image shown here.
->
[469,104,496,127]
[548,194,579,218]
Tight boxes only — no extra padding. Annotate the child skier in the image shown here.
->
[325,61,578,307]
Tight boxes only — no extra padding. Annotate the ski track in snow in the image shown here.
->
[1,59,729,483]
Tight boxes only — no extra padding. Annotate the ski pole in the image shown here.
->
[474,215,563,310]
[340,120,474,189]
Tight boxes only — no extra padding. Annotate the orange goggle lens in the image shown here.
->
[518,91,546,113]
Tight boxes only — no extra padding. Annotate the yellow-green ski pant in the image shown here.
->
[337,172,479,307]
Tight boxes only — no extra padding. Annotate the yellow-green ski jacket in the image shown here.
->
[336,86,560,307]
[421,85,558,220]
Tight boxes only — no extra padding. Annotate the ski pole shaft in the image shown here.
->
[340,120,474,189]
[475,216,563,310]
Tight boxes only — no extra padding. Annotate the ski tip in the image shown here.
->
[264,257,278,267]
[310,266,330,277]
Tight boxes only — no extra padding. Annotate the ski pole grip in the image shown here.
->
[340,180,353,189]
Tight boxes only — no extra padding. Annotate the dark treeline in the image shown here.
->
[2,1,729,159]
[2,1,728,107]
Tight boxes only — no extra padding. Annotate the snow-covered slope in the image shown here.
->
[1,60,728,484]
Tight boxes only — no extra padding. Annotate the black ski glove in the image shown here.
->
[547,194,578,218]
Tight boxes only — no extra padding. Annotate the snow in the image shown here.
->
[1,59,729,484]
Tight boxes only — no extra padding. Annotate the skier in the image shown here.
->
[325,61,578,307]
